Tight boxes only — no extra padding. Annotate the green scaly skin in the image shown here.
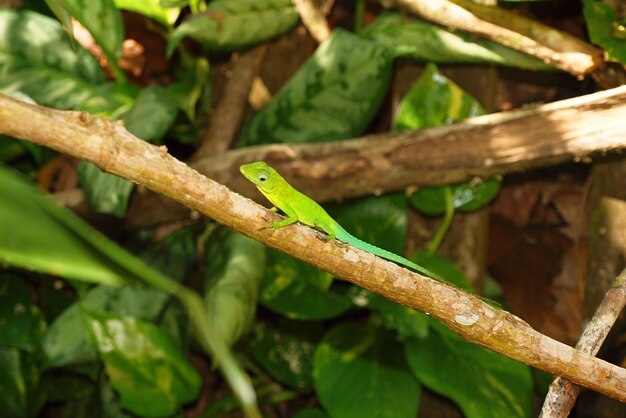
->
[240,161,441,280]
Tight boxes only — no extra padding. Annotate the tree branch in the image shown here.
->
[2,94,626,401]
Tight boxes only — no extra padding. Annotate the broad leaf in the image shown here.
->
[122,85,179,143]
[314,323,421,418]
[204,229,265,347]
[584,0,626,64]
[167,0,298,54]
[239,29,394,146]
[409,179,502,215]
[0,348,44,418]
[406,331,532,418]
[293,409,330,418]
[77,162,134,217]
[84,312,201,418]
[0,9,104,108]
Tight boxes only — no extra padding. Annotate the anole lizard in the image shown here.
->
[240,161,441,280]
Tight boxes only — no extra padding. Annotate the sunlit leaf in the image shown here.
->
[0,9,104,108]
[114,0,180,26]
[584,0,626,64]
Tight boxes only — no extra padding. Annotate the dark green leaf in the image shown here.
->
[0,348,44,418]
[361,12,550,70]
[204,229,265,347]
[167,0,298,54]
[77,162,134,217]
[0,137,27,163]
[409,179,502,215]
[239,29,394,146]
[584,0,626,64]
[0,274,46,352]
[0,9,104,108]
[166,56,211,121]
[406,331,532,418]
[45,372,97,402]
[334,194,408,254]
[260,249,352,320]
[314,323,421,418]
[122,86,179,143]
[52,0,124,78]
[84,311,201,418]
[114,0,181,26]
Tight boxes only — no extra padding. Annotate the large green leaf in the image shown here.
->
[406,331,532,418]
[0,348,44,418]
[204,228,265,347]
[122,85,179,143]
[77,162,134,217]
[361,12,550,70]
[314,323,421,418]
[409,179,502,215]
[251,320,323,392]
[0,274,46,352]
[0,9,104,108]
[584,0,626,64]
[239,29,394,146]
[84,311,201,418]
[50,0,124,79]
[167,0,298,54]
[260,249,352,320]
[0,164,130,286]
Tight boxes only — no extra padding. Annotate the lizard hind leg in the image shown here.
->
[314,219,336,241]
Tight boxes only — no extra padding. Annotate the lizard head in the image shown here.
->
[240,161,281,193]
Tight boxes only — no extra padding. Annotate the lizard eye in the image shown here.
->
[258,175,267,182]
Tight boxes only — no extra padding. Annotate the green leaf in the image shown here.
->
[394,63,485,131]
[204,228,265,347]
[334,194,408,254]
[260,249,352,320]
[405,331,532,418]
[84,312,201,418]
[239,29,394,146]
[0,164,130,286]
[114,0,181,26]
[251,320,323,391]
[0,9,105,108]
[0,348,45,418]
[122,85,179,143]
[44,0,77,49]
[361,12,550,70]
[77,162,134,217]
[0,274,46,352]
[293,408,330,418]
[314,323,421,418]
[0,138,27,163]
[167,0,298,54]
[51,0,124,79]
[409,179,502,215]
[584,0,626,64]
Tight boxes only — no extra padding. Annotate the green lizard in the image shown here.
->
[240,161,440,280]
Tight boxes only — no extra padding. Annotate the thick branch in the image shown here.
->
[2,94,626,401]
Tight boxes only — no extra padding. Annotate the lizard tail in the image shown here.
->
[334,228,440,280]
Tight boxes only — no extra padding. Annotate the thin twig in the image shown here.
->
[292,0,331,43]
[2,94,626,401]
[540,269,626,417]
